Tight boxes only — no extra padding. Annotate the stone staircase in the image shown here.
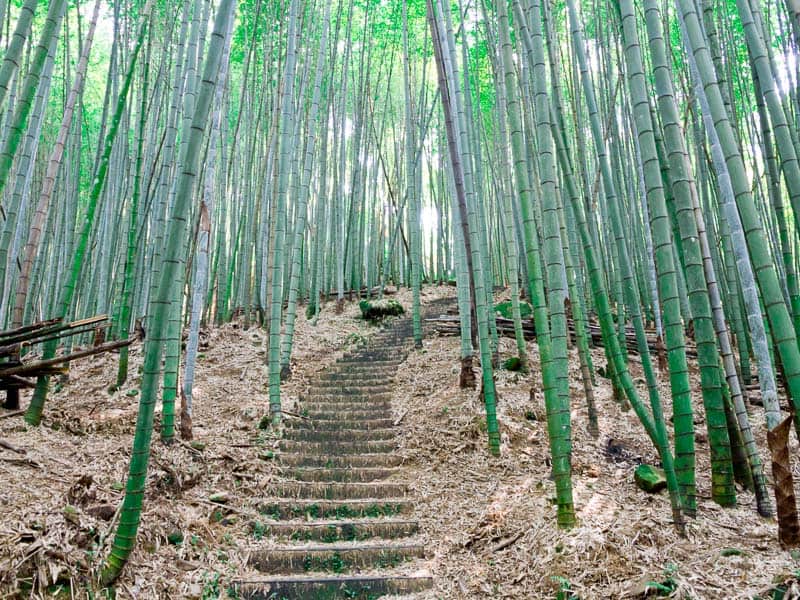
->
[233,317,432,599]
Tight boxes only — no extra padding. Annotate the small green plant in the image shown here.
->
[260,504,282,520]
[251,521,266,540]
[645,563,678,597]
[345,332,366,346]
[321,525,340,543]
[201,572,221,599]
[329,552,346,573]
[551,575,578,600]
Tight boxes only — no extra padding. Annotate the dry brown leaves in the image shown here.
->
[0,293,411,599]
[391,293,800,599]
[1,286,799,599]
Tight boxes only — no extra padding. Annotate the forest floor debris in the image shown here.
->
[395,292,800,599]
[0,285,798,598]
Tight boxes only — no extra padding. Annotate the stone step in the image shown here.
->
[231,574,433,599]
[249,542,425,573]
[278,439,397,455]
[319,373,395,383]
[279,453,404,468]
[324,368,400,377]
[334,352,405,369]
[268,481,408,500]
[299,401,393,413]
[303,409,394,421]
[283,428,395,442]
[302,391,393,401]
[287,418,395,431]
[278,466,401,482]
[321,372,397,382]
[323,365,399,375]
[259,498,412,520]
[300,385,395,400]
[338,350,400,358]
[311,383,394,393]
[334,359,404,367]
[253,519,419,543]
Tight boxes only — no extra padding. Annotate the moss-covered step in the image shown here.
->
[301,409,395,421]
[278,467,401,483]
[283,428,396,443]
[267,481,408,500]
[249,542,424,573]
[324,363,400,373]
[278,439,397,455]
[297,406,393,420]
[231,574,433,599]
[319,373,396,384]
[285,418,395,431]
[312,381,394,391]
[333,359,403,367]
[301,392,393,402]
[252,519,419,543]
[258,499,412,520]
[278,454,404,468]
[300,397,393,407]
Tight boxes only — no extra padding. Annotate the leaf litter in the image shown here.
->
[0,286,798,599]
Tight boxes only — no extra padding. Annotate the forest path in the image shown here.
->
[232,309,435,599]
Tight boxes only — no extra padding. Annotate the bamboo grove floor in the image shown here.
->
[1,286,798,599]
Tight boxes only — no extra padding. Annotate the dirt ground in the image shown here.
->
[1,285,798,599]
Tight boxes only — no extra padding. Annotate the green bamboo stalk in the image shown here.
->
[100,0,236,583]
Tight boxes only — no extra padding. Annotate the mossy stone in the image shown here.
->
[494,300,533,320]
[634,464,667,493]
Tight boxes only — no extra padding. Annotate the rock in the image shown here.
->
[358,299,404,321]
[63,505,80,525]
[584,464,601,478]
[239,407,258,421]
[209,492,230,504]
[634,464,667,493]
[87,504,116,521]
[494,300,533,319]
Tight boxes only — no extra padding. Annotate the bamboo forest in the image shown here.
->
[5,0,800,597]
